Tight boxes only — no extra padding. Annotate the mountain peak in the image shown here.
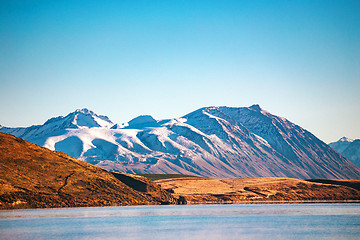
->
[69,108,113,128]
[126,115,159,129]
[249,104,262,111]
[43,108,113,129]
[339,137,354,142]
[74,108,94,115]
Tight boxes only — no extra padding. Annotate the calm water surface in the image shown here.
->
[1,203,360,240]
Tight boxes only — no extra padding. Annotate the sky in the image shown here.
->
[0,0,359,143]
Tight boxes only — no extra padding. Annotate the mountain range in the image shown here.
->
[329,137,360,167]
[1,105,360,179]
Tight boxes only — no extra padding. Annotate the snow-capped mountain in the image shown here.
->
[329,137,354,153]
[0,108,113,145]
[1,106,360,179]
[329,137,360,167]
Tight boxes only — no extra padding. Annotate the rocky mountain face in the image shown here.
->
[330,137,360,167]
[1,105,360,179]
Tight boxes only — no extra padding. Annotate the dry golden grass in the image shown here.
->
[156,177,360,203]
[0,133,174,209]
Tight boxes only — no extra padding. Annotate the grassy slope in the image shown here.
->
[156,177,360,203]
[0,133,173,209]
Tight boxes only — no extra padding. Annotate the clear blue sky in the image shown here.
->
[1,0,359,143]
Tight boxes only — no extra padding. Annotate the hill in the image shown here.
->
[156,177,360,204]
[0,133,174,209]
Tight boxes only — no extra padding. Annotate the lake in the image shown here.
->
[1,203,360,240]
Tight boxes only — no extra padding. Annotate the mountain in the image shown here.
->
[0,108,113,143]
[330,137,360,167]
[1,106,360,179]
[0,132,175,209]
[329,137,354,153]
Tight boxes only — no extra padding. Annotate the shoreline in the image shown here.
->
[184,199,360,205]
[1,200,360,212]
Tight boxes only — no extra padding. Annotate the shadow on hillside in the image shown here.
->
[111,172,148,192]
[306,179,360,191]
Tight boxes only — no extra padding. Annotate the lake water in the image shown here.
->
[1,203,360,240]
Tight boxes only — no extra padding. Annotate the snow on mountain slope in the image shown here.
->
[198,105,359,179]
[0,108,114,143]
[329,137,360,167]
[342,140,360,167]
[329,137,354,154]
[1,106,360,179]
[126,115,160,129]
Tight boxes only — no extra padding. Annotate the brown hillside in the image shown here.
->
[156,177,360,204]
[0,133,174,209]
